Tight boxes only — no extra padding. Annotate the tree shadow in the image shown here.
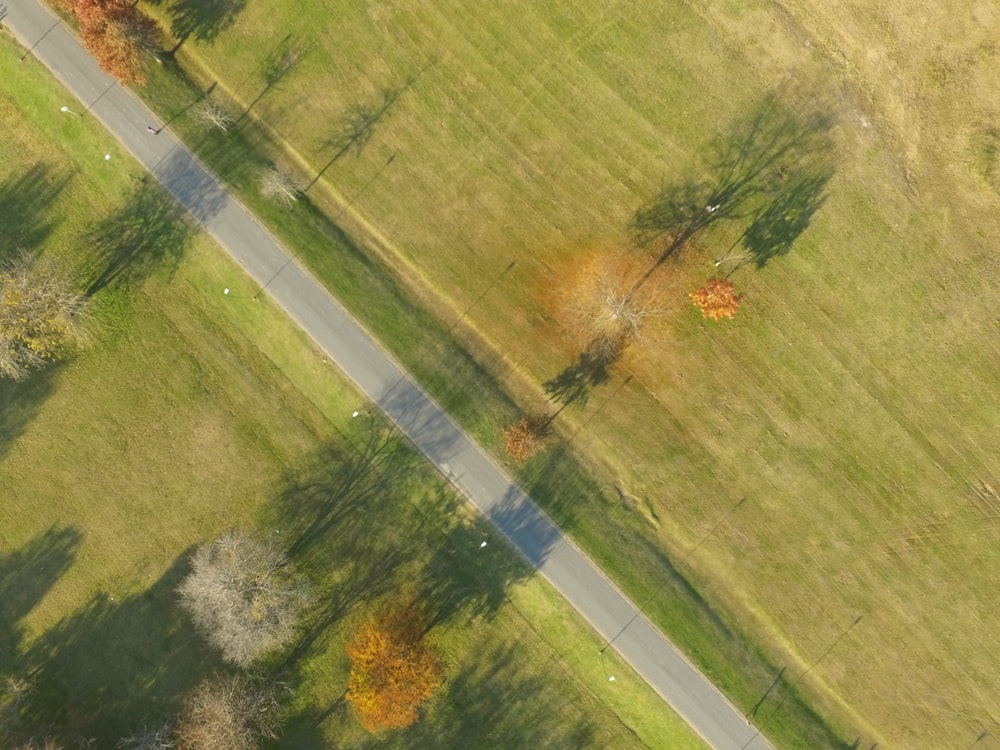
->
[737,165,833,270]
[0,365,61,462]
[631,90,835,273]
[264,428,421,673]
[417,501,534,634]
[377,382,464,466]
[542,342,618,410]
[0,526,82,681]
[147,0,247,52]
[0,164,72,260]
[484,485,562,570]
[306,75,417,190]
[16,550,209,744]
[238,34,310,123]
[150,147,230,225]
[84,181,194,295]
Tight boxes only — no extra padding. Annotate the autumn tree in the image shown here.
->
[0,250,88,381]
[177,530,311,669]
[501,413,552,463]
[173,674,283,750]
[346,604,443,732]
[75,0,162,85]
[689,278,743,321]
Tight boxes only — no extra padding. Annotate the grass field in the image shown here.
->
[126,0,1000,747]
[0,34,705,749]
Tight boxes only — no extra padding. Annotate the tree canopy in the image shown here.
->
[75,0,161,85]
[346,604,442,732]
[177,530,310,668]
[0,251,87,381]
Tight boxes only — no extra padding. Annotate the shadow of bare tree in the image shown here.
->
[0,365,61,462]
[85,182,194,295]
[237,34,311,123]
[542,342,618,410]
[0,164,73,262]
[0,527,82,679]
[150,148,230,225]
[16,551,207,745]
[632,90,836,273]
[146,0,247,52]
[306,74,419,190]
[264,424,421,673]
[417,508,533,634]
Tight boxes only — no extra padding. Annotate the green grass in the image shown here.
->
[121,1,1000,748]
[0,34,704,749]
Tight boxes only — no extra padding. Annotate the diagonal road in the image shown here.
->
[4,4,776,748]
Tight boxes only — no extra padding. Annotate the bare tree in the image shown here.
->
[177,530,310,668]
[12,740,62,750]
[173,674,283,750]
[0,250,88,381]
[557,250,666,366]
[118,722,175,750]
[190,99,234,133]
[258,167,300,207]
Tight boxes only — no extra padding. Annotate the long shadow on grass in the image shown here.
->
[237,34,310,124]
[17,551,207,744]
[85,182,194,295]
[631,90,835,274]
[147,0,247,52]
[0,164,72,261]
[0,526,82,682]
[0,365,61,462]
[543,343,617,410]
[417,500,535,634]
[265,427,421,673]
[306,75,417,190]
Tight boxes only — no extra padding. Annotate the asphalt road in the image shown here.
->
[4,4,776,748]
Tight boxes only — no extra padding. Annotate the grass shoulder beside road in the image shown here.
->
[0,34,702,749]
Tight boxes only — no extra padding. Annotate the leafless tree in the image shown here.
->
[173,674,283,750]
[258,167,300,207]
[190,99,234,133]
[177,530,310,668]
[0,250,89,381]
[562,257,664,366]
[11,739,62,750]
[118,722,175,750]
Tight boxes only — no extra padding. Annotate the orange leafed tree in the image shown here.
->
[75,0,161,85]
[690,278,744,321]
[501,413,552,462]
[346,605,443,732]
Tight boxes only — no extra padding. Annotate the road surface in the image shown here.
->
[3,4,776,748]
